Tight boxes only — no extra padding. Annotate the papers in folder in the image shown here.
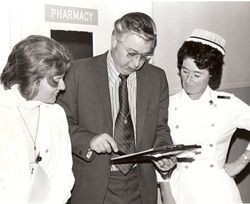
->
[111,144,201,164]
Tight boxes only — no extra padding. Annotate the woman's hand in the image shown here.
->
[224,150,250,177]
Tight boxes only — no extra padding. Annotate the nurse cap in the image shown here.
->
[186,28,226,55]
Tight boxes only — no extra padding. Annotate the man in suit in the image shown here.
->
[57,12,176,204]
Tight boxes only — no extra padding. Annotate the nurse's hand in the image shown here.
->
[224,151,250,177]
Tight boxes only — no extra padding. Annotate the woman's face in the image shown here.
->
[33,75,65,104]
[180,57,210,100]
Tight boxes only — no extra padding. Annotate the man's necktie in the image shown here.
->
[114,74,135,175]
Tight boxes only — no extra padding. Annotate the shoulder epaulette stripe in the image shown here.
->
[217,95,230,99]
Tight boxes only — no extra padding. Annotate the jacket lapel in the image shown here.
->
[92,54,149,146]
[94,53,113,135]
[136,68,148,147]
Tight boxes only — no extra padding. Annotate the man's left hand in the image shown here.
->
[153,157,177,172]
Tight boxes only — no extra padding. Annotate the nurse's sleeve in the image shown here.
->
[230,95,250,157]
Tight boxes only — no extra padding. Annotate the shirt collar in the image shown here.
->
[107,50,120,86]
[107,50,136,85]
[179,86,211,106]
[11,84,42,110]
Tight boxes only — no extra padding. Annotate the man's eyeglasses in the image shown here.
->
[119,41,153,62]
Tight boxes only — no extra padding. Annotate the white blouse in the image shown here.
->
[0,85,74,204]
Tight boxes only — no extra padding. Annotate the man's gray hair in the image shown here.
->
[112,12,157,47]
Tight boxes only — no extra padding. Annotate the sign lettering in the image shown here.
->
[45,4,98,25]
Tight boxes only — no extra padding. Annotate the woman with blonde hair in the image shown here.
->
[0,35,74,204]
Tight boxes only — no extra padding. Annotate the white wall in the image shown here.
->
[2,1,250,91]
[152,1,250,94]
[0,0,152,72]
[0,2,11,72]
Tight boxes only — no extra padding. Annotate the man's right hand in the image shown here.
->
[90,133,118,154]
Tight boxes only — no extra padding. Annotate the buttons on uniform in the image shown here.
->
[173,107,179,129]
[45,149,49,153]
[210,164,214,168]
[209,144,213,147]
[79,150,82,155]
[211,123,215,127]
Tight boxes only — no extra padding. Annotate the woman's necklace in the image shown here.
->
[17,105,40,164]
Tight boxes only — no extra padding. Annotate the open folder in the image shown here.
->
[111,144,201,164]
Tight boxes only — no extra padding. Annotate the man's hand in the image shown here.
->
[90,133,118,154]
[153,157,177,172]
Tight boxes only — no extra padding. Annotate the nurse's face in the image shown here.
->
[180,57,210,100]
[33,75,65,104]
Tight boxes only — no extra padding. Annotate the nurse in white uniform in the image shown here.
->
[159,29,250,204]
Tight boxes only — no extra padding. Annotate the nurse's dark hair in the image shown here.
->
[0,35,72,100]
[177,41,224,89]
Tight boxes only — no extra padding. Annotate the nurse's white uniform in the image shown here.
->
[169,87,250,204]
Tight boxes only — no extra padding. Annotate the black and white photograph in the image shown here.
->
[0,0,250,204]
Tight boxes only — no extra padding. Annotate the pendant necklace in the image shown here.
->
[17,105,41,174]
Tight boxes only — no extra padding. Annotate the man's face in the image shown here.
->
[111,33,155,75]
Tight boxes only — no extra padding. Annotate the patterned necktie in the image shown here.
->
[114,74,135,175]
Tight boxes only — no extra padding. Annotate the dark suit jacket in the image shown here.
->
[57,52,173,204]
